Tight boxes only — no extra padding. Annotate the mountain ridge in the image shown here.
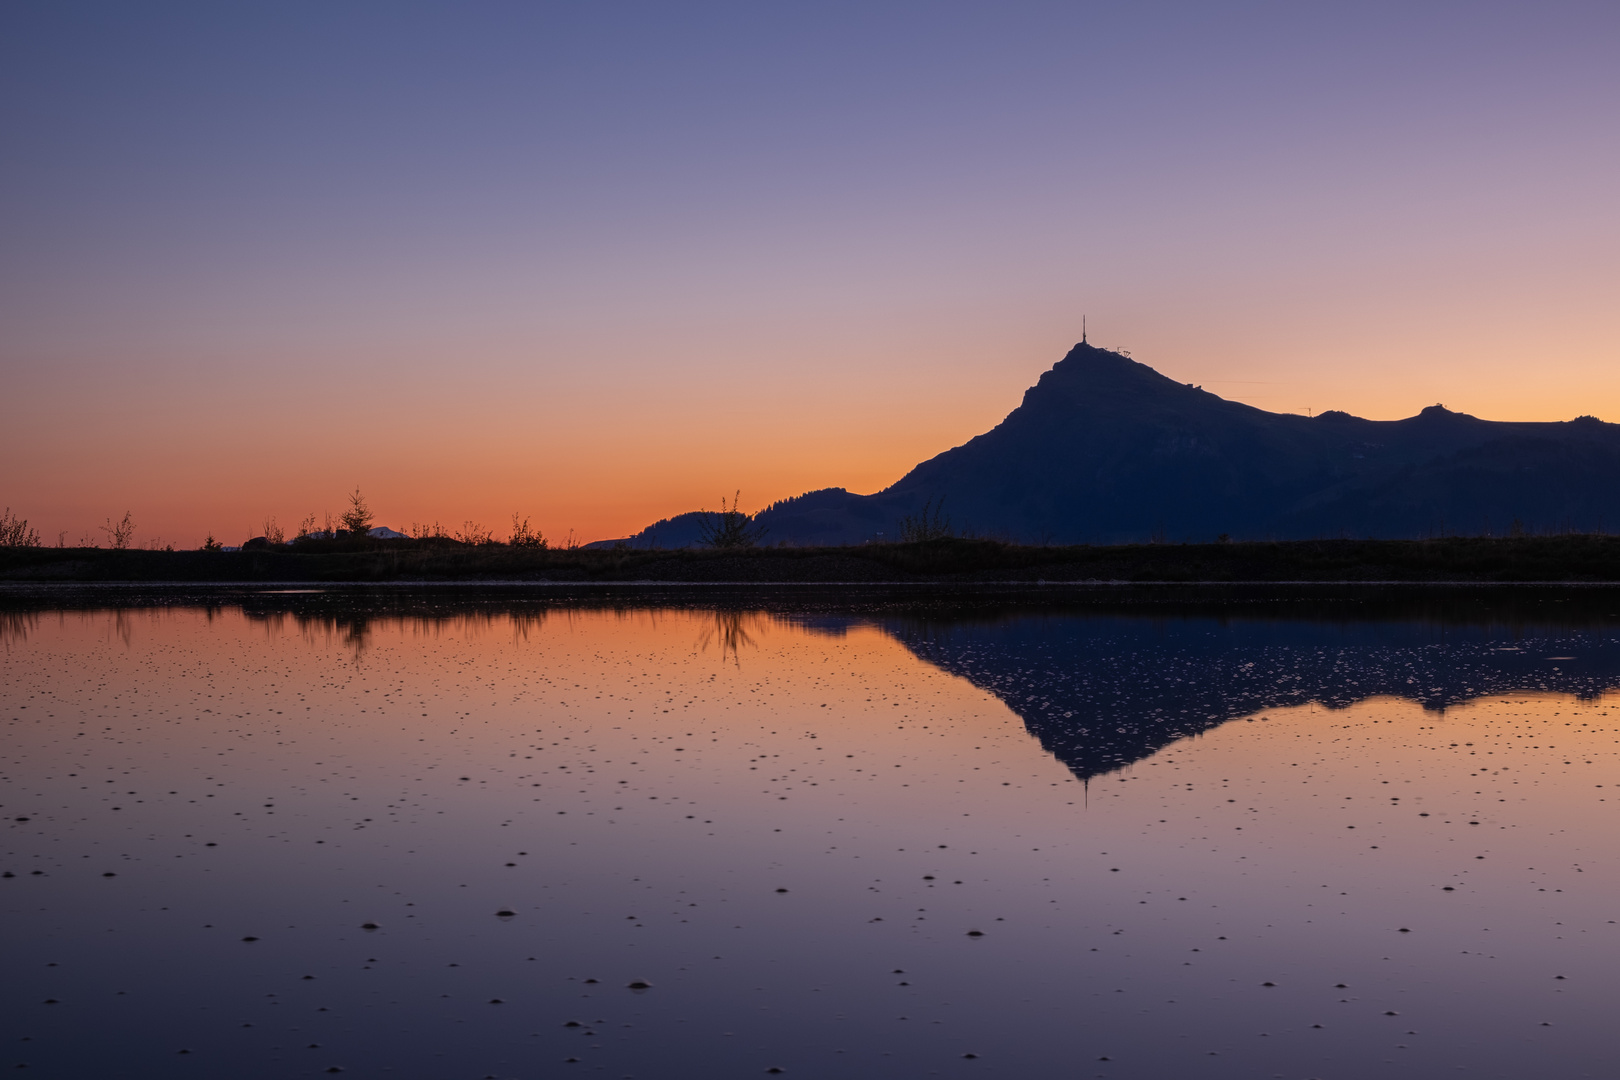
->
[602,342,1620,547]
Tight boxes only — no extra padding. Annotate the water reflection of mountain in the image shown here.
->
[881,616,1620,780]
[9,584,1620,779]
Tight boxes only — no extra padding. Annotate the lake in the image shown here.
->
[4,585,1619,1079]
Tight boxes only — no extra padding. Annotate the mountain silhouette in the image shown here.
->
[606,342,1620,546]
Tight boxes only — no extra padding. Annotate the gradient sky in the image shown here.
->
[4,2,1617,547]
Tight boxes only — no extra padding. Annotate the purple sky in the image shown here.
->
[4,2,1618,545]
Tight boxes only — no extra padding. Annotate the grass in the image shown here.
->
[3,534,1620,583]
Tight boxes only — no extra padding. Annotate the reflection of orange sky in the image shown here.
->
[17,606,1619,841]
[4,608,1061,832]
[11,605,1620,928]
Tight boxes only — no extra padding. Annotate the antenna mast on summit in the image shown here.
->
[1082,316,1087,344]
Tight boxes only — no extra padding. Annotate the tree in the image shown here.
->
[699,491,765,549]
[340,488,373,536]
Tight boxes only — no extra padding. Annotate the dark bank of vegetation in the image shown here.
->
[4,534,1620,584]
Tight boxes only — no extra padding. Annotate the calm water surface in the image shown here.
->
[4,589,1620,1078]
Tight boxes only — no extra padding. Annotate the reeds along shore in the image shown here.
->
[3,534,1620,583]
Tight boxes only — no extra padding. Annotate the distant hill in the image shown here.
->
[603,341,1620,546]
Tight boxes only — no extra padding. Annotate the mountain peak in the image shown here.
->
[1032,341,1178,400]
[1411,403,1481,423]
[1055,340,1141,367]
[617,340,1620,546]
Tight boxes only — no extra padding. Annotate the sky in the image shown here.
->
[3,1,1618,547]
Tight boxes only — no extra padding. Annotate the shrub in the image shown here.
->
[898,497,952,542]
[509,513,547,548]
[263,517,285,545]
[0,508,41,548]
[699,491,765,549]
[455,521,495,545]
[100,511,135,550]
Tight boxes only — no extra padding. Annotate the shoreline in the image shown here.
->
[4,534,1620,584]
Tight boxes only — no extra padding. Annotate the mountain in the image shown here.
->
[604,341,1620,546]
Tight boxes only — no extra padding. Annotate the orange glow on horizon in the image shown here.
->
[9,318,1620,549]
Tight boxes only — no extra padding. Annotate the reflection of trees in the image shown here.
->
[0,610,38,647]
[270,614,375,660]
[697,609,763,665]
[0,594,572,663]
[507,611,548,642]
[244,608,555,662]
[290,615,374,660]
[2,609,153,650]
[337,616,371,659]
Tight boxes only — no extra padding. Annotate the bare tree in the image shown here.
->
[263,517,285,545]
